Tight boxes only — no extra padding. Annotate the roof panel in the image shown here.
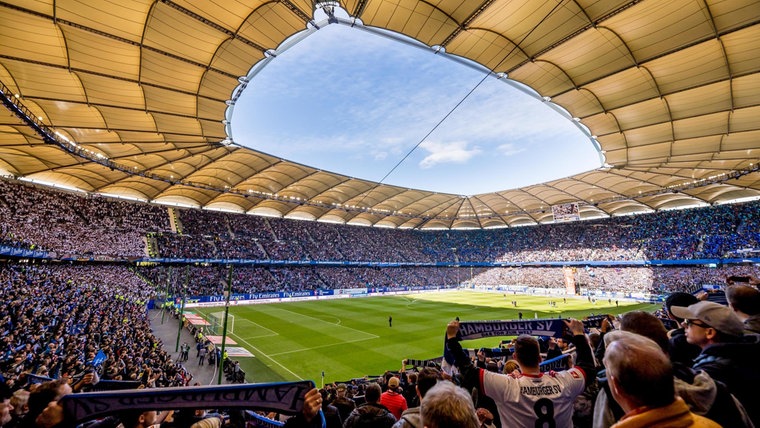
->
[57,0,151,42]
[143,2,229,66]
[237,2,307,49]
[0,8,65,66]
[61,25,142,80]
[606,1,713,62]
[139,50,205,93]
[646,39,728,94]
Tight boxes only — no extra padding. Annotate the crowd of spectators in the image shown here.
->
[134,264,760,299]
[137,265,476,296]
[0,179,170,258]
[0,177,759,267]
[4,281,757,428]
[0,264,188,393]
[163,197,760,264]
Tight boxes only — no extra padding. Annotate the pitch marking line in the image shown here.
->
[234,318,279,339]
[268,336,378,357]
[271,307,378,340]
[228,332,303,380]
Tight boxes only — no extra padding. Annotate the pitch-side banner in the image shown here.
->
[458,320,566,339]
[60,381,314,424]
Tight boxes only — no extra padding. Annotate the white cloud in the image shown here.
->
[497,143,525,157]
[418,140,481,169]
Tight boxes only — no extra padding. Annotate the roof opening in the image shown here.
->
[230,20,600,196]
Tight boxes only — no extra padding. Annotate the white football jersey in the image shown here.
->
[481,367,586,428]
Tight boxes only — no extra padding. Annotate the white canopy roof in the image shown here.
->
[1,0,759,228]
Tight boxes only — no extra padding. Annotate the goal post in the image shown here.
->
[209,311,234,336]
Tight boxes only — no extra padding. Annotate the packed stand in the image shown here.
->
[2,177,760,266]
[0,264,192,391]
[137,265,475,297]
[162,199,760,263]
[0,179,170,258]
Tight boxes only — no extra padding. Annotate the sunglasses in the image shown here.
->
[683,319,711,329]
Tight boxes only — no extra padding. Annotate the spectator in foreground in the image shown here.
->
[23,379,72,428]
[663,292,701,366]
[725,284,760,334]
[1,383,13,427]
[445,319,594,428]
[392,367,441,428]
[380,377,407,420]
[593,311,752,428]
[602,330,719,427]
[420,381,479,428]
[671,300,760,425]
[343,383,396,428]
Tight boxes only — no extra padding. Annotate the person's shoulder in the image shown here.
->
[690,413,723,428]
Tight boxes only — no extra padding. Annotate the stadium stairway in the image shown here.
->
[144,233,159,257]
[168,207,183,234]
[148,308,233,386]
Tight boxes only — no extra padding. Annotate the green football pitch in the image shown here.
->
[196,291,660,384]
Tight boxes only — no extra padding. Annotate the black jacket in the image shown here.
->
[692,334,760,426]
[343,403,396,428]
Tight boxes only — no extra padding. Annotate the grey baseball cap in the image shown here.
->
[670,301,744,337]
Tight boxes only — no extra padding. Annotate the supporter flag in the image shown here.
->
[68,323,87,335]
[539,354,570,372]
[91,350,107,367]
[60,381,315,424]
[457,319,566,339]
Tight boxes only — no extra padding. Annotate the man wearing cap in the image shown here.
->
[663,292,701,366]
[671,300,760,425]
[380,377,407,420]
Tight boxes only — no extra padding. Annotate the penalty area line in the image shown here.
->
[268,336,378,357]
[273,307,378,340]
[228,332,303,380]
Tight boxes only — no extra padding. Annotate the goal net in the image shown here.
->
[208,312,235,336]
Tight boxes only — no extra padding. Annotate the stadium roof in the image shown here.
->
[1,0,759,229]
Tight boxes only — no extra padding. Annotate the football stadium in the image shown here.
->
[1,1,759,427]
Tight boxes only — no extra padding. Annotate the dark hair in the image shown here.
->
[26,379,68,424]
[416,367,442,399]
[364,383,382,403]
[619,311,669,353]
[665,292,699,322]
[514,335,540,368]
[726,285,760,315]
[0,382,11,400]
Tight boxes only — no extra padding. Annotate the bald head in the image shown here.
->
[421,381,479,428]
[603,331,675,412]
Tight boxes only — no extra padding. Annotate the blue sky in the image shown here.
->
[229,14,601,196]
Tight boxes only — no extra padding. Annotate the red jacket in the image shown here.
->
[380,390,408,420]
